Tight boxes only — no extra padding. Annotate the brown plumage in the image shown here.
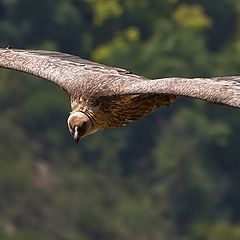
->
[0,48,239,142]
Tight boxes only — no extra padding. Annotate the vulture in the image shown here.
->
[0,48,239,143]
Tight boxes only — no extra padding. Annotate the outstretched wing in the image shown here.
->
[99,76,240,108]
[1,49,239,108]
[0,48,139,95]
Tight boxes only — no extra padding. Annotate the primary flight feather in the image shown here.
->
[0,48,239,143]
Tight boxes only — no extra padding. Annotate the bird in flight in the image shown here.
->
[0,48,239,143]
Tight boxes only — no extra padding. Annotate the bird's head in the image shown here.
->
[67,112,93,143]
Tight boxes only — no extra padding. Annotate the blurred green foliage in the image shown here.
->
[0,0,240,239]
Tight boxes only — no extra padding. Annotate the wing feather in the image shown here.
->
[0,48,142,95]
[0,49,239,108]
[103,76,240,108]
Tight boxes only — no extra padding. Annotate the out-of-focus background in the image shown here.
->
[0,0,240,239]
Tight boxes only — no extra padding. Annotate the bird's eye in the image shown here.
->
[81,121,87,128]
[76,122,87,135]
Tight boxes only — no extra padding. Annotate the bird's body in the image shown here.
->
[0,48,239,142]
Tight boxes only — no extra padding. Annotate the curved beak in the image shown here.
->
[73,126,80,143]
